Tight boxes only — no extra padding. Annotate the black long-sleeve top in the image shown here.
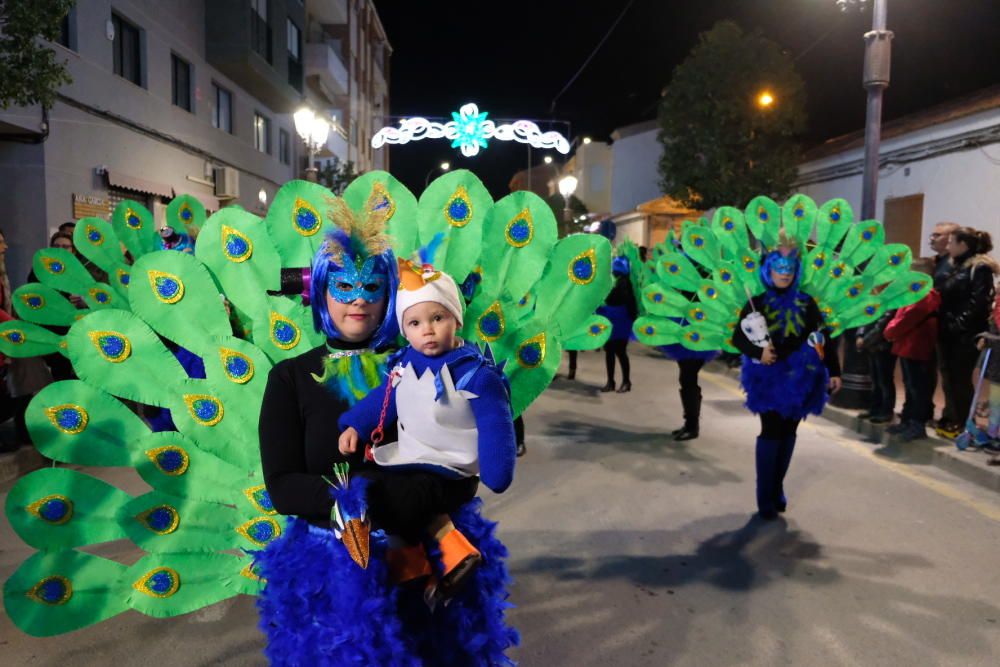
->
[258,339,396,523]
[731,289,841,378]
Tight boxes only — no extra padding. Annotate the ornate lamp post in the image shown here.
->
[293,107,331,183]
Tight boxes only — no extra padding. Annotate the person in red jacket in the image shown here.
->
[883,259,941,441]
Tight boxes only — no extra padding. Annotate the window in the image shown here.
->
[112,13,142,86]
[254,112,271,154]
[279,129,291,165]
[57,10,75,50]
[212,84,233,133]
[287,19,302,91]
[250,0,271,63]
[171,54,192,112]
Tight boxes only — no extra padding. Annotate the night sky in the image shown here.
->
[374,0,1000,199]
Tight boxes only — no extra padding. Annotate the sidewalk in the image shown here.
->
[704,359,1000,493]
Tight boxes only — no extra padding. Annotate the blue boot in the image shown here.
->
[774,435,797,513]
[755,437,782,518]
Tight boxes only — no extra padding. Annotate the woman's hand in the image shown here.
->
[760,344,777,365]
[829,376,843,394]
[338,427,359,455]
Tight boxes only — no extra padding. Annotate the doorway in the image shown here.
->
[882,194,924,255]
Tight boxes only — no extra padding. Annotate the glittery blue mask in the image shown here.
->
[770,254,797,275]
[327,256,388,304]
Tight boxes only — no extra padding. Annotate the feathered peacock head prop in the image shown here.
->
[308,198,400,348]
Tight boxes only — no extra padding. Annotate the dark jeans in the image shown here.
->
[356,467,479,544]
[604,339,630,384]
[567,350,578,372]
[759,411,802,440]
[868,349,897,417]
[900,358,934,424]
[938,341,980,426]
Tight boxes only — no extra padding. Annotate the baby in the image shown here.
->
[338,258,516,598]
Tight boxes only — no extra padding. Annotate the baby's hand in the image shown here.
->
[339,427,359,455]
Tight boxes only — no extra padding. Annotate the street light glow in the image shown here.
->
[757,91,775,108]
[558,175,578,198]
[544,155,553,164]
[583,137,592,144]
[441,162,450,170]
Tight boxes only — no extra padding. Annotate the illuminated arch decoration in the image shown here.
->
[371,103,570,158]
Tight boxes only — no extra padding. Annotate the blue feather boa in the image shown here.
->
[740,343,829,419]
[254,489,518,665]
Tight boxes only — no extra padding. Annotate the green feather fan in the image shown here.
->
[2,175,615,637]
[633,193,929,356]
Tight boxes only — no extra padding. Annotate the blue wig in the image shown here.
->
[612,255,630,276]
[309,240,400,349]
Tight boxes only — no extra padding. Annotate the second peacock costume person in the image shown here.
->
[634,194,933,518]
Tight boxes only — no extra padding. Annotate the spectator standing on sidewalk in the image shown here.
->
[883,259,940,441]
[936,227,998,438]
[855,307,897,424]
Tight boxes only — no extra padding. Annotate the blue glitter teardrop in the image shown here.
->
[145,507,175,532]
[273,321,295,344]
[156,449,185,473]
[148,570,175,594]
[156,277,180,300]
[296,208,319,232]
[448,199,469,221]
[480,312,502,337]
[38,578,69,604]
[194,400,218,421]
[56,408,83,431]
[572,258,593,281]
[519,344,541,366]
[40,498,70,523]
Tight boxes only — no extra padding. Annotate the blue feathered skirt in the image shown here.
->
[740,344,829,420]
[255,499,519,666]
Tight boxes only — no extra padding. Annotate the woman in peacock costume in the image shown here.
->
[621,237,719,441]
[0,171,612,664]
[634,194,932,517]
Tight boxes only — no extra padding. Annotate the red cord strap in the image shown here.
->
[365,368,401,461]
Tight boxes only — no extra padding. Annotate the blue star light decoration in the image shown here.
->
[451,105,490,155]
[372,102,569,158]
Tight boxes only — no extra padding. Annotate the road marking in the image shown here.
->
[699,371,1000,523]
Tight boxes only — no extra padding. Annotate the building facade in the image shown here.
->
[794,87,1000,257]
[0,0,389,285]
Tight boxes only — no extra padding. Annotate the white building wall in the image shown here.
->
[796,108,1000,257]
[610,125,662,215]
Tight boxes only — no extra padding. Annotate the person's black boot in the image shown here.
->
[673,387,701,441]
[566,367,576,380]
[600,380,616,393]
[616,381,631,393]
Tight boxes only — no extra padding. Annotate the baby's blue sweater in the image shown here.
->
[339,342,516,493]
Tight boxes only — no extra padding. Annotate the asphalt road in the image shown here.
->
[2,348,999,666]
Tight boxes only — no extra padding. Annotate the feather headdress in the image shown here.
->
[324,197,391,269]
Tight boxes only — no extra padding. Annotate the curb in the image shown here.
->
[704,361,1000,493]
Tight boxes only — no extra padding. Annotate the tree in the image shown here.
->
[0,0,75,110]
[317,157,360,195]
[657,20,806,209]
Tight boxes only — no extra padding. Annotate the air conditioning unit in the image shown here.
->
[213,167,240,199]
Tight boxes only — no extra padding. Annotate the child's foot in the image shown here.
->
[437,529,482,599]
